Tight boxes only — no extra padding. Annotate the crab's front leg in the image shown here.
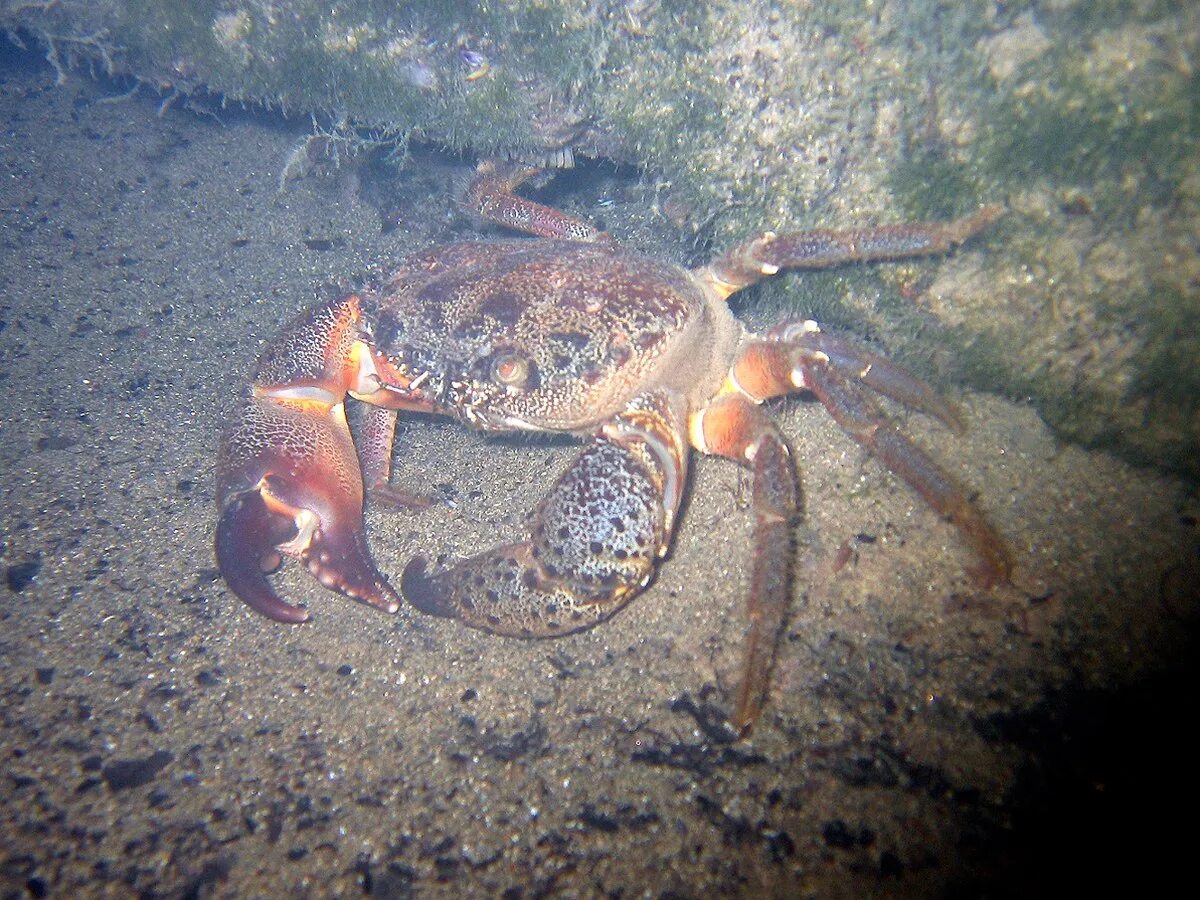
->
[215,295,429,623]
[401,391,688,637]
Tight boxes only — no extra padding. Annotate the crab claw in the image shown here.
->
[400,392,688,639]
[215,295,401,622]
[216,487,309,623]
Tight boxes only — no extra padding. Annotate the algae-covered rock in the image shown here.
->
[4,0,1198,476]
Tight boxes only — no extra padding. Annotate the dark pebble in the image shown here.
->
[880,850,904,877]
[578,804,619,833]
[102,749,174,791]
[35,667,55,685]
[147,788,171,808]
[766,829,795,862]
[822,819,858,849]
[375,863,416,896]
[303,238,342,251]
[6,557,42,592]
[35,434,76,452]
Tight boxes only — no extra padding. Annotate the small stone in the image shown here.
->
[980,12,1052,81]
[102,750,174,791]
[6,557,42,592]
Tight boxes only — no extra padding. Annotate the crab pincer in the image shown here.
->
[215,295,404,622]
[401,391,688,638]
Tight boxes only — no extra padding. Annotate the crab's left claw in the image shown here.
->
[215,295,402,622]
[400,392,688,639]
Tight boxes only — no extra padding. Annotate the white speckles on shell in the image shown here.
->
[531,439,662,597]
[216,391,361,509]
[254,295,361,388]
[405,392,688,638]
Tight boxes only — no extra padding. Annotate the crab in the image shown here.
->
[215,163,1011,731]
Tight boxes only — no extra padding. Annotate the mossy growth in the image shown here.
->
[892,57,1197,226]
[888,144,987,224]
[106,0,612,160]
[989,75,1196,214]
[1124,286,1200,473]
[1042,0,1183,37]
[877,2,1200,479]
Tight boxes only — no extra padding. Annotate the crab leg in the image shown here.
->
[731,326,1012,586]
[357,405,435,509]
[741,320,965,431]
[359,405,399,490]
[401,391,687,637]
[805,362,1011,586]
[701,205,1002,298]
[464,160,608,243]
[215,295,422,622]
[691,394,799,731]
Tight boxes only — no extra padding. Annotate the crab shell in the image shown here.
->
[364,239,741,432]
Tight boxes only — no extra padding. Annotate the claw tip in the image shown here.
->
[216,492,312,624]
[401,557,453,618]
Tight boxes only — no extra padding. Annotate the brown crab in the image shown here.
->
[215,164,1010,730]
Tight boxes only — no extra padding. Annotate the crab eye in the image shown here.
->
[491,352,531,388]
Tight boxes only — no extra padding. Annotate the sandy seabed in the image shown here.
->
[1,47,1196,897]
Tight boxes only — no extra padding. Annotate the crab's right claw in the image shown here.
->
[215,484,310,623]
[214,295,402,622]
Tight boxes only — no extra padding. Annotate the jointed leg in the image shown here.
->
[700,206,1002,298]
[358,405,435,510]
[729,326,1012,586]
[804,365,1011,585]
[359,405,397,490]
[464,159,608,243]
[750,320,964,431]
[692,394,800,731]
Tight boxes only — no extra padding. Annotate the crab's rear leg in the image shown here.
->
[732,326,1012,586]
[700,205,1002,299]
[691,394,799,731]
[401,391,688,637]
[464,160,608,243]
